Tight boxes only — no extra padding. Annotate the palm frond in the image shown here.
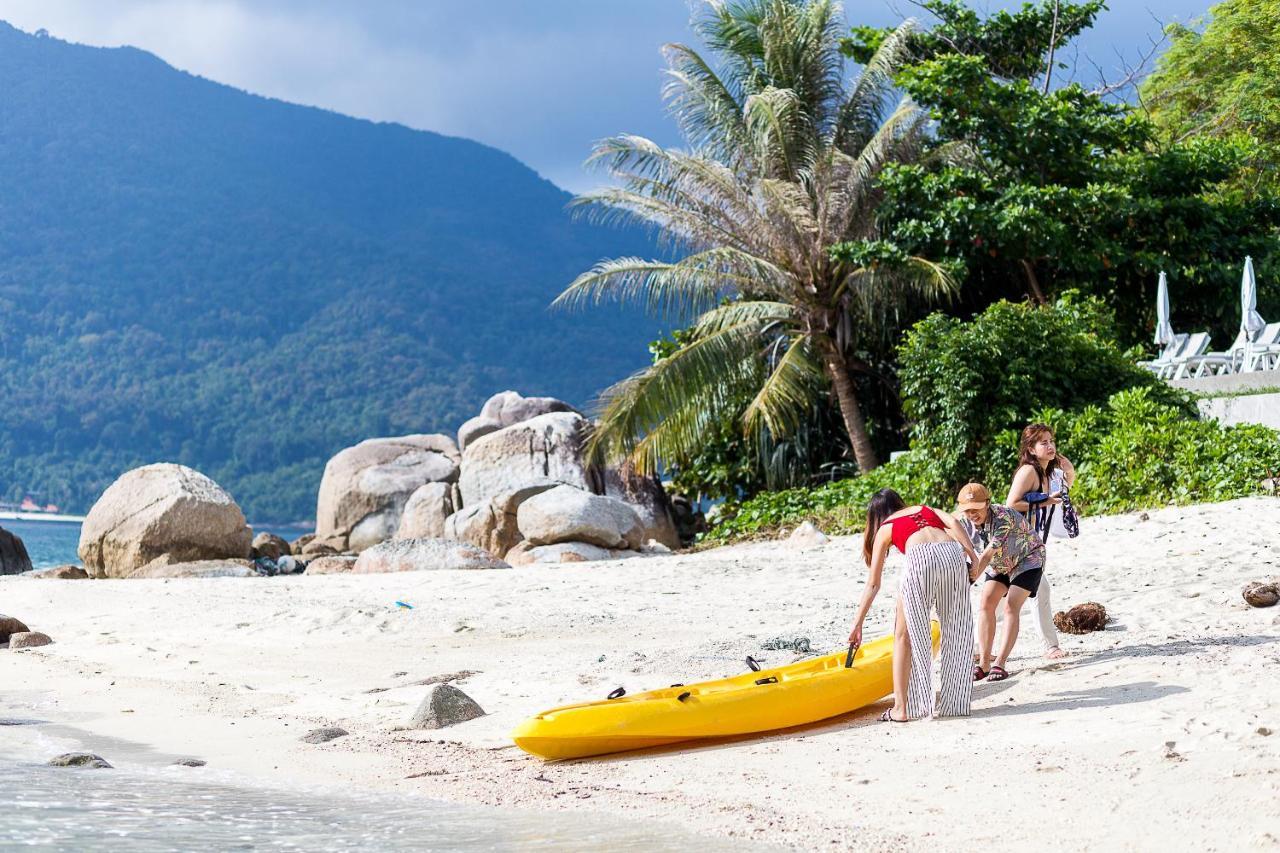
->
[834,19,918,153]
[743,333,826,436]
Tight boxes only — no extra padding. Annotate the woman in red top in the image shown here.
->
[849,488,981,721]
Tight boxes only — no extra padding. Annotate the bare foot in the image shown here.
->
[1045,647,1068,660]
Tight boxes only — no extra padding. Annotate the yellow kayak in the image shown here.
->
[512,623,940,760]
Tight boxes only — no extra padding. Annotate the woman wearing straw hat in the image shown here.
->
[956,482,1046,682]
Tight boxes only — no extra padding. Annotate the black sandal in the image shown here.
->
[878,709,907,722]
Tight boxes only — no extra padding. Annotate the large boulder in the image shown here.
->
[442,484,555,558]
[395,483,454,540]
[479,390,579,428]
[458,413,593,508]
[601,464,681,550]
[315,434,460,553]
[0,527,33,575]
[457,416,502,452]
[77,464,253,579]
[351,538,510,573]
[516,485,644,550]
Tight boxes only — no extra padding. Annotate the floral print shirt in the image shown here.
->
[960,503,1045,579]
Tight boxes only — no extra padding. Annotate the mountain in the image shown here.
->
[0,22,659,521]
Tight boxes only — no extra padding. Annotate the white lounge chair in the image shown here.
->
[1181,325,1268,378]
[1242,322,1280,372]
[1140,332,1189,377]
[1167,332,1213,379]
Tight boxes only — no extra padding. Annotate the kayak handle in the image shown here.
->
[754,676,779,685]
[607,687,626,700]
[844,643,858,668]
[745,656,762,672]
[676,691,692,702]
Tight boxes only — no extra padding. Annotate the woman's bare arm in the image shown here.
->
[1058,454,1077,489]
[1007,465,1040,512]
[850,527,892,643]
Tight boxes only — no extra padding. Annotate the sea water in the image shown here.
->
[5,519,312,571]
[0,717,743,852]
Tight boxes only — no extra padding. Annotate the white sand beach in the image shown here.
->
[3,496,1279,850]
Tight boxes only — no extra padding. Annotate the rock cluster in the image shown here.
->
[65,390,683,578]
[313,390,681,572]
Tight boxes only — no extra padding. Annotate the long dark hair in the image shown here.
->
[1019,422,1060,487]
[863,488,906,566]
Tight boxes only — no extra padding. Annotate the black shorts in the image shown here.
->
[983,567,1043,598]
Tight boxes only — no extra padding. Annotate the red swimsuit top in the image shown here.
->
[880,506,947,553]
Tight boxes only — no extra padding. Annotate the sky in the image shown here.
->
[0,0,1214,192]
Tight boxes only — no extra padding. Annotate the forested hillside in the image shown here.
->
[0,22,656,521]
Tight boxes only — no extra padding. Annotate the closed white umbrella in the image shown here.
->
[1154,271,1173,348]
[1241,256,1265,336]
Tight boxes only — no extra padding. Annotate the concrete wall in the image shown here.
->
[1172,372,1280,395]
[1197,392,1280,430]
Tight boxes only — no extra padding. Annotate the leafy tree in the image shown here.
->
[557,0,955,475]
[844,1,1280,345]
[897,293,1193,494]
[1141,1,1280,147]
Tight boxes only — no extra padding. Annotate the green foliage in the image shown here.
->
[840,1,1280,347]
[560,1,957,477]
[898,294,1192,493]
[710,386,1280,540]
[1029,387,1280,512]
[708,448,940,541]
[0,24,659,521]
[1142,1,1280,147]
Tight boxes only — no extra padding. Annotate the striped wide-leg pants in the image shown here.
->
[900,541,974,719]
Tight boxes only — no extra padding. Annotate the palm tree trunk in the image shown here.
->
[822,345,880,473]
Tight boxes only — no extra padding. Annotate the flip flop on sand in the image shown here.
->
[879,709,907,722]
[987,665,1009,682]
[1044,647,1068,660]
[973,665,988,681]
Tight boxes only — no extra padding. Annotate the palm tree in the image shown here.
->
[556,0,954,475]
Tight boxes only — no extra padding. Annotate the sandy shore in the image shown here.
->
[3,496,1279,850]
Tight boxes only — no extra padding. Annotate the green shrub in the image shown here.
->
[1030,387,1280,513]
[709,386,1280,541]
[897,293,1192,495]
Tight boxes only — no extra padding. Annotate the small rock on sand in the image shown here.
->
[172,758,207,767]
[787,521,829,549]
[1242,582,1279,608]
[48,753,112,768]
[24,565,89,579]
[0,614,30,643]
[300,727,349,744]
[304,556,358,575]
[9,631,52,649]
[408,683,486,729]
